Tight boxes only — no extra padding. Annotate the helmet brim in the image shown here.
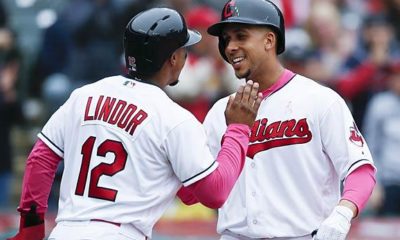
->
[207,18,271,36]
[207,22,224,36]
[183,29,202,47]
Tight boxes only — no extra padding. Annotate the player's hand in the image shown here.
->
[225,80,262,128]
[7,205,45,240]
[313,206,353,240]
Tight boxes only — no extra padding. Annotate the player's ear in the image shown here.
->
[169,50,179,66]
[263,30,275,52]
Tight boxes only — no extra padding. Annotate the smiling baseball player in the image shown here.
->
[177,0,377,239]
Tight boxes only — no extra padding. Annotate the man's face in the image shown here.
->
[221,24,270,80]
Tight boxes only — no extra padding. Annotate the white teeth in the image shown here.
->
[232,57,244,63]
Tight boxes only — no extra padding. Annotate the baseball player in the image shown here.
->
[8,8,262,240]
[177,0,376,239]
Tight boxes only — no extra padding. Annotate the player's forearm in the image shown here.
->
[180,124,250,208]
[18,139,62,214]
[341,164,376,217]
[216,123,250,172]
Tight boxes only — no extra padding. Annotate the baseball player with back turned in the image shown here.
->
[177,0,376,239]
[8,7,263,240]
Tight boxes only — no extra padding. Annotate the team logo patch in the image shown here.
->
[128,56,137,71]
[223,0,239,19]
[349,122,364,147]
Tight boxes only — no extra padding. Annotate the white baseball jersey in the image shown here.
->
[38,75,218,237]
[203,73,374,238]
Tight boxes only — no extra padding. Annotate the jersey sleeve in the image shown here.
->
[163,117,218,186]
[320,97,375,180]
[37,92,76,158]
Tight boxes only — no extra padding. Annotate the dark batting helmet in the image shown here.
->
[124,8,201,78]
[207,0,285,62]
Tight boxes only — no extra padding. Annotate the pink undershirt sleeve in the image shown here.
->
[177,123,250,208]
[341,164,376,215]
[18,139,62,214]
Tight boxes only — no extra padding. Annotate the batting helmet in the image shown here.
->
[207,0,285,62]
[124,8,201,78]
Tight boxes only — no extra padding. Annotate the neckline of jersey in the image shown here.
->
[260,69,295,99]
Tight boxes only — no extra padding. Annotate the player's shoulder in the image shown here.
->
[77,75,125,91]
[291,74,343,102]
[210,95,230,111]
[204,94,231,126]
[166,100,199,123]
[142,85,199,125]
[68,76,120,96]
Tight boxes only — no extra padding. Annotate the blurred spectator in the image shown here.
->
[281,28,314,77]
[334,14,400,130]
[342,14,400,71]
[30,12,72,99]
[271,0,312,28]
[64,0,126,86]
[0,27,23,209]
[304,1,356,85]
[165,6,241,122]
[363,62,400,216]
[382,0,400,41]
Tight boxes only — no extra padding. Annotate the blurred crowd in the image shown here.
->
[0,0,400,218]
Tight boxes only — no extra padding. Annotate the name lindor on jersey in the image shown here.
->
[247,118,312,158]
[84,95,148,136]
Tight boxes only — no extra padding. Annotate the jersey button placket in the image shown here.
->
[246,160,259,231]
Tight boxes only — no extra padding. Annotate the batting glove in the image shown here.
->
[7,205,45,240]
[313,206,353,240]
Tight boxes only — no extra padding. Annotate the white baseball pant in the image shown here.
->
[48,220,147,240]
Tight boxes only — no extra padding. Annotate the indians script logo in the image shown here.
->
[223,1,239,19]
[247,118,312,158]
[349,122,364,147]
[128,56,137,71]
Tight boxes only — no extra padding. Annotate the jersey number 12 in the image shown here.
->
[75,136,127,201]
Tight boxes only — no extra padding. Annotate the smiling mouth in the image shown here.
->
[231,56,244,68]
